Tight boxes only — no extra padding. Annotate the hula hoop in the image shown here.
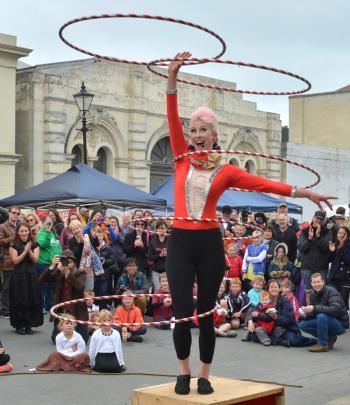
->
[148,57,311,95]
[50,294,215,327]
[129,216,259,240]
[174,149,320,189]
[59,14,226,65]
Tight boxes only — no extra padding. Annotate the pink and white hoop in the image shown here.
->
[130,216,260,241]
[50,294,215,327]
[148,57,311,95]
[174,149,320,190]
[59,13,226,65]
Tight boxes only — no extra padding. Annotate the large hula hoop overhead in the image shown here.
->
[148,57,311,95]
[174,149,320,190]
[50,294,216,327]
[59,13,226,65]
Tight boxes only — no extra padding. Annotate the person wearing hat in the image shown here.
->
[298,210,334,305]
[267,243,295,284]
[40,249,89,343]
[271,203,300,233]
[220,206,235,237]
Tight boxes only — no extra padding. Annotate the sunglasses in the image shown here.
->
[11,211,20,215]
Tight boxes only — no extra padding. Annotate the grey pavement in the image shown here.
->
[1,314,350,405]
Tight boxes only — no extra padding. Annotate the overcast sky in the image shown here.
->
[2,1,349,124]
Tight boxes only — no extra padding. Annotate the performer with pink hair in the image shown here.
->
[165,51,335,395]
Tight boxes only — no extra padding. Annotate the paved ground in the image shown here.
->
[1,314,350,405]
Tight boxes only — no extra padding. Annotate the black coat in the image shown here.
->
[298,225,332,272]
[329,240,350,284]
[309,285,349,329]
[123,230,149,273]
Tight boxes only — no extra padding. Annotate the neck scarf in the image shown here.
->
[189,152,221,170]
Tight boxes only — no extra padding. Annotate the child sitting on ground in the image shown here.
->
[225,243,243,280]
[213,281,237,338]
[225,278,251,330]
[36,314,90,372]
[281,280,299,321]
[114,291,147,343]
[0,339,13,373]
[85,290,100,335]
[89,309,126,373]
[247,277,265,309]
[250,291,276,346]
[152,272,173,330]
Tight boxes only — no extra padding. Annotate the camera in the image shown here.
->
[59,256,69,266]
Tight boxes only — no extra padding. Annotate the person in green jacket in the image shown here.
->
[36,215,62,313]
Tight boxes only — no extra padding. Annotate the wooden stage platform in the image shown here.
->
[131,376,285,404]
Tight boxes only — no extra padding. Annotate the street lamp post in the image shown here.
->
[73,82,94,164]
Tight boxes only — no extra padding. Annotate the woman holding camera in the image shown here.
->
[9,223,43,335]
[40,250,89,343]
[36,215,62,313]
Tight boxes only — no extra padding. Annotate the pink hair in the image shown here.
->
[190,106,219,133]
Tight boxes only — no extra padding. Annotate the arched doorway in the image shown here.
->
[94,147,107,174]
[71,145,83,166]
[150,137,174,192]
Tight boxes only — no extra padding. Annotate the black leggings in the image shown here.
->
[166,228,226,364]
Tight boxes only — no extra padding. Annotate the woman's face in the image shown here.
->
[190,119,217,151]
[18,226,30,242]
[337,228,347,242]
[268,281,280,297]
[72,225,82,238]
[276,247,285,259]
[70,214,78,222]
[109,218,119,229]
[48,211,57,223]
[26,216,36,226]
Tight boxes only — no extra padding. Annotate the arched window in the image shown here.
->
[150,137,174,192]
[94,148,107,174]
[244,160,256,174]
[71,145,82,167]
[229,158,240,168]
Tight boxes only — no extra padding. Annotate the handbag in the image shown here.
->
[80,236,104,277]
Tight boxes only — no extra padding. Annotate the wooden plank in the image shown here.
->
[131,376,285,405]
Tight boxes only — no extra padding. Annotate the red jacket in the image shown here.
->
[225,254,243,278]
[254,303,276,334]
[114,304,144,331]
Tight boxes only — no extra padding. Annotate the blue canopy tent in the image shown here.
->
[152,175,303,214]
[0,163,166,210]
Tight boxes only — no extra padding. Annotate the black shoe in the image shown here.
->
[128,335,143,343]
[175,374,191,395]
[197,378,214,394]
[16,327,26,335]
[25,327,34,335]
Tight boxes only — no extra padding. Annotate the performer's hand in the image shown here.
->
[168,52,191,77]
[296,188,337,210]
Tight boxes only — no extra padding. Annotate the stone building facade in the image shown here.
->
[0,33,31,198]
[14,58,283,196]
[285,87,350,219]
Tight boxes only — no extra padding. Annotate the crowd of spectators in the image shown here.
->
[0,202,349,372]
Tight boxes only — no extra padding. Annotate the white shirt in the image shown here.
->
[55,331,86,357]
[89,329,124,368]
